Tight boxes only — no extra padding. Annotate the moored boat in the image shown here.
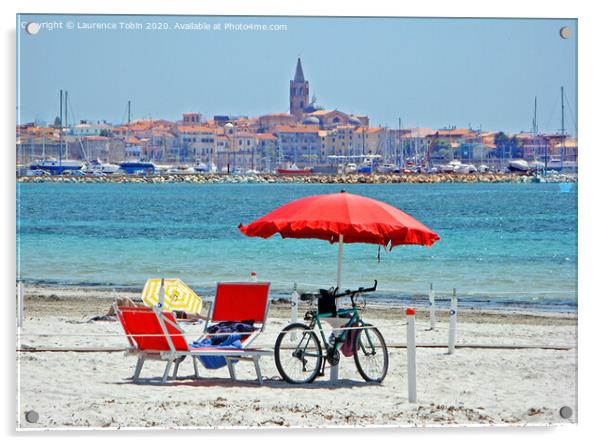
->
[276,163,313,175]
[29,158,84,175]
[118,161,157,175]
[82,158,120,174]
[508,159,530,172]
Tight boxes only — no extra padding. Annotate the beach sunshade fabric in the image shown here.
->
[239,191,440,248]
[142,278,203,314]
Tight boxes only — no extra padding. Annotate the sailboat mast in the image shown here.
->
[64,90,69,160]
[59,90,63,128]
[59,90,63,166]
[532,97,538,134]
[561,86,565,171]
[398,117,402,167]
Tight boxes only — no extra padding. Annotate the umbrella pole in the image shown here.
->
[331,234,344,383]
[336,234,343,291]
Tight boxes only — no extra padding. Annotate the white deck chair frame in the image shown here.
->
[115,303,272,385]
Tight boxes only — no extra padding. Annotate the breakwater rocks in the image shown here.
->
[18,172,577,185]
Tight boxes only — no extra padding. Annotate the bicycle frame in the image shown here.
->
[299,305,377,357]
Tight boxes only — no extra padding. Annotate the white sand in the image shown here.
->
[16,297,577,429]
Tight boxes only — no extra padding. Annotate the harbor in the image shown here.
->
[16,171,577,184]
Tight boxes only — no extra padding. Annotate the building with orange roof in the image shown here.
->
[258,113,296,132]
[272,124,321,166]
[181,112,203,125]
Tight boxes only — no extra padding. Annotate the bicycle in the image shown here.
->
[274,280,389,384]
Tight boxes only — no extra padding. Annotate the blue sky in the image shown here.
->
[17,15,577,135]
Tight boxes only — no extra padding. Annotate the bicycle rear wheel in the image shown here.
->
[274,323,323,384]
[353,323,388,383]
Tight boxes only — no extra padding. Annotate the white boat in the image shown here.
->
[194,162,209,173]
[344,163,358,174]
[165,165,195,174]
[508,159,530,172]
[478,164,490,173]
[456,163,477,174]
[439,160,461,173]
[376,163,399,174]
[83,158,120,174]
[547,157,578,172]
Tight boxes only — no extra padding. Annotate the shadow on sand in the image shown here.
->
[114,374,379,389]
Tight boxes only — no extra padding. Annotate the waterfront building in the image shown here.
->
[258,113,296,132]
[306,109,369,130]
[79,135,112,161]
[68,120,112,137]
[124,137,142,160]
[143,129,178,162]
[273,124,321,165]
[181,112,202,125]
[176,124,217,164]
[256,133,278,171]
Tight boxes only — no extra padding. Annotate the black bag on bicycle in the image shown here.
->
[318,288,337,317]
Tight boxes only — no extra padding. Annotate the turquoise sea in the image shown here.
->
[16,182,577,312]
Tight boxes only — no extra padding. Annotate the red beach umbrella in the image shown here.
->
[239,191,440,289]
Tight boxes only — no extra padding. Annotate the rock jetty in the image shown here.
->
[17,172,577,185]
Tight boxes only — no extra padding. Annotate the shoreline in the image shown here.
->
[20,283,577,325]
[17,171,577,185]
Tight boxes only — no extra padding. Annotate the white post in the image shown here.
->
[290,283,299,340]
[448,288,457,354]
[158,278,165,309]
[336,234,343,292]
[429,283,436,330]
[406,308,417,403]
[17,281,24,328]
[331,234,344,382]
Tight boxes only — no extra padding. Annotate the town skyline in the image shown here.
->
[18,15,576,135]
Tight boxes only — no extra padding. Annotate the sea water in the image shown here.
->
[16,182,577,312]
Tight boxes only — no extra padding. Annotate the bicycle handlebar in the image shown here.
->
[298,280,378,302]
[333,280,378,299]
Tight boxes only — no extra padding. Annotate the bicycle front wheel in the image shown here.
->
[353,323,389,383]
[274,323,323,384]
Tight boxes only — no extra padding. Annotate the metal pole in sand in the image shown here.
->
[428,283,436,330]
[17,280,24,328]
[406,307,417,403]
[448,288,458,354]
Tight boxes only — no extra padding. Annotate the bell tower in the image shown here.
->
[290,57,309,119]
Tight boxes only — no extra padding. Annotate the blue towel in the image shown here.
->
[190,334,243,369]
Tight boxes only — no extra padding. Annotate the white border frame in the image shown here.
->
[4,1,600,443]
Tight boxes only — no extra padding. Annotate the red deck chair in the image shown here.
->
[201,282,271,344]
[115,305,197,384]
[195,282,271,380]
[115,282,272,384]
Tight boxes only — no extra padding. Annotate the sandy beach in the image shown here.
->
[16,285,577,429]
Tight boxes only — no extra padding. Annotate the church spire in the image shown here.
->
[290,57,309,119]
[294,57,305,82]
